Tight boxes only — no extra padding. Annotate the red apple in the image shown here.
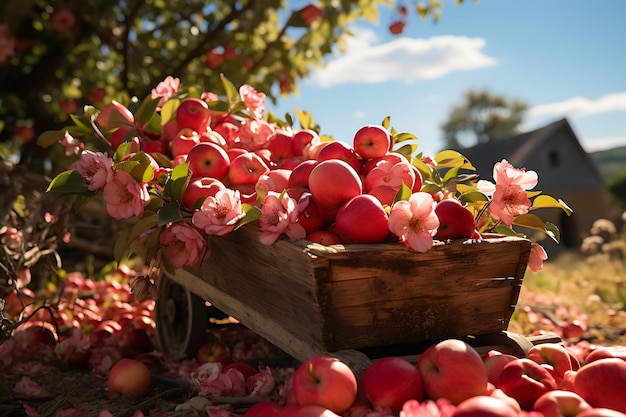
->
[196,337,231,365]
[526,343,574,383]
[187,142,230,180]
[434,199,476,240]
[20,325,57,347]
[120,327,154,356]
[256,169,291,200]
[308,159,362,210]
[482,350,518,386]
[97,100,134,130]
[107,358,151,399]
[360,152,405,177]
[532,390,591,417]
[243,401,282,416]
[360,356,424,414]
[288,160,317,189]
[416,339,489,405]
[574,358,626,412]
[583,345,626,365]
[306,230,341,245]
[267,131,294,166]
[292,129,321,157]
[316,141,362,173]
[171,129,201,157]
[200,129,227,147]
[181,177,226,210]
[498,358,557,410]
[297,195,325,234]
[223,362,258,381]
[176,98,211,133]
[292,355,357,414]
[334,194,389,244]
[228,152,270,186]
[352,124,391,160]
[452,395,519,417]
[577,409,626,417]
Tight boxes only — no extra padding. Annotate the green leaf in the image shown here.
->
[47,170,90,194]
[220,74,241,108]
[158,203,183,226]
[435,150,476,170]
[394,182,413,204]
[381,116,391,130]
[492,223,517,236]
[512,213,548,231]
[442,166,461,185]
[113,228,133,263]
[207,100,230,114]
[532,195,573,215]
[234,205,261,230]
[37,130,67,148]
[293,108,314,130]
[394,132,418,143]
[459,191,489,204]
[544,221,561,243]
[164,163,190,202]
[134,95,162,126]
[160,98,180,126]
[395,143,416,159]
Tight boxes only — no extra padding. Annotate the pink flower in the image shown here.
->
[13,376,50,398]
[247,366,275,397]
[192,189,244,236]
[0,24,16,63]
[151,76,181,108]
[238,118,275,151]
[486,159,538,226]
[159,222,207,268]
[528,243,548,272]
[239,84,266,119]
[2,226,22,249]
[400,399,456,417]
[190,362,244,396]
[259,192,306,245]
[59,131,84,156]
[102,170,150,220]
[69,150,113,191]
[388,192,440,253]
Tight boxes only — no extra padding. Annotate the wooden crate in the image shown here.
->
[164,225,532,362]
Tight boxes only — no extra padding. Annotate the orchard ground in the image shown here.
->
[1,246,625,416]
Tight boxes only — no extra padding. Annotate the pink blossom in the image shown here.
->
[192,188,244,236]
[190,362,244,396]
[400,399,456,417]
[0,24,16,63]
[238,118,275,151]
[102,170,150,219]
[13,376,50,398]
[528,243,548,272]
[388,192,440,253]
[151,76,181,108]
[487,159,538,226]
[239,84,266,119]
[159,222,207,268]
[259,192,306,245]
[69,150,113,191]
[247,366,275,397]
[59,131,84,156]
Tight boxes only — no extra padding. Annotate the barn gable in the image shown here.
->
[458,118,610,254]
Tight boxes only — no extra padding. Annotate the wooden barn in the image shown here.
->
[458,118,611,256]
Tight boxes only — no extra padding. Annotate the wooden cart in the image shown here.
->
[154,225,560,363]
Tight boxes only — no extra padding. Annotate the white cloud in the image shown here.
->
[311,29,498,87]
[528,92,626,119]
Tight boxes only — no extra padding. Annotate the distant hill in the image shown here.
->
[590,146,626,183]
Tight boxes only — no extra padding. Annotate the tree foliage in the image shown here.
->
[440,89,528,150]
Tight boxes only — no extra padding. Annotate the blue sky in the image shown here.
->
[269,0,626,157]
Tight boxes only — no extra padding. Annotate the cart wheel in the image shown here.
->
[155,274,209,360]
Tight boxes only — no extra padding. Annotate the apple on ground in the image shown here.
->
[574,357,626,413]
[526,343,574,383]
[186,141,231,180]
[434,199,476,240]
[451,395,519,417]
[482,350,518,386]
[223,362,258,381]
[315,141,362,173]
[278,405,341,417]
[120,327,154,356]
[228,152,270,186]
[416,339,489,405]
[243,401,282,416]
[306,230,341,245]
[107,358,151,399]
[497,357,557,410]
[196,337,231,365]
[352,124,391,160]
[334,194,389,244]
[359,356,424,414]
[532,390,591,417]
[583,345,626,365]
[292,355,357,414]
[181,177,226,210]
[176,97,212,133]
[308,159,362,210]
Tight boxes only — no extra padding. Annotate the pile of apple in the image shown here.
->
[242,339,626,417]
[147,97,476,245]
